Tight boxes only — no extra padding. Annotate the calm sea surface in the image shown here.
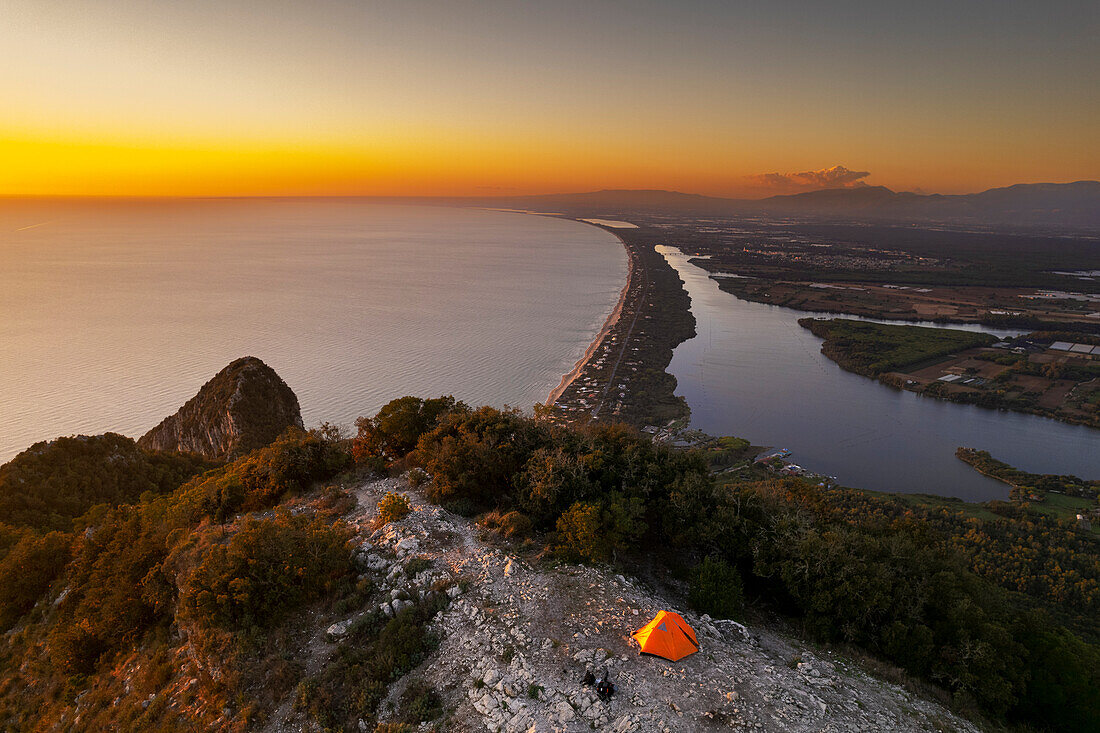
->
[5,202,1096,501]
[660,246,1100,501]
[0,200,626,461]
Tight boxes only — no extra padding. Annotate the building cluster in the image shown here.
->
[642,421,705,449]
[750,448,836,486]
[937,373,992,387]
[1019,290,1100,303]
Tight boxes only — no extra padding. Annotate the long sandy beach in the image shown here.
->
[544,224,634,406]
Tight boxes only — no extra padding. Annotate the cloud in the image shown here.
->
[746,165,871,193]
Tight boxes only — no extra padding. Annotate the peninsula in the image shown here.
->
[802,318,1100,428]
[541,220,695,428]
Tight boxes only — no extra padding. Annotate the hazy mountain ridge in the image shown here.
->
[762,181,1100,225]
[488,180,1100,229]
[138,356,303,460]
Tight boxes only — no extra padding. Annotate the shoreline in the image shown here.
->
[544,224,633,406]
[535,216,696,427]
[800,318,1100,432]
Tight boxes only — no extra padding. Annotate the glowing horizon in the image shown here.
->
[4,1,1097,198]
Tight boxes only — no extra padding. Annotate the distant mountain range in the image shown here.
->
[475,181,1100,230]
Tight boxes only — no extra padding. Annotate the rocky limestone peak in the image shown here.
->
[138,356,303,461]
[262,476,984,733]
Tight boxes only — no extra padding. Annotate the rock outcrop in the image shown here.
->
[138,357,303,460]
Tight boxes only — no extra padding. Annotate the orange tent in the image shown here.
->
[631,610,698,661]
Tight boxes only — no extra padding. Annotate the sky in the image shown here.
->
[2,0,1098,198]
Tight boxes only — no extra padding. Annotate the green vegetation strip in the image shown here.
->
[956,448,1098,524]
[799,318,996,376]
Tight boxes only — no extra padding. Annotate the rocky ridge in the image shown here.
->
[271,477,982,733]
[138,356,303,460]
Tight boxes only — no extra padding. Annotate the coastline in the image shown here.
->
[545,224,633,406]
[534,215,696,427]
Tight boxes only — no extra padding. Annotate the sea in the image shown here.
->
[0,199,626,461]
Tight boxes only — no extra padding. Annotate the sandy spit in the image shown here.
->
[545,224,634,406]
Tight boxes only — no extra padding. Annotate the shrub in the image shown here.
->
[263,654,304,703]
[179,510,353,632]
[415,406,551,510]
[407,468,429,489]
[49,500,180,668]
[516,447,595,524]
[296,596,448,731]
[334,577,376,616]
[378,492,412,523]
[689,556,744,619]
[317,485,357,517]
[398,679,443,724]
[229,428,353,510]
[0,523,24,560]
[553,502,603,561]
[39,431,354,678]
[175,428,352,523]
[553,495,646,563]
[0,531,71,629]
[479,509,533,539]
[357,454,387,475]
[404,557,432,577]
[353,396,462,465]
[499,511,533,539]
[49,618,109,675]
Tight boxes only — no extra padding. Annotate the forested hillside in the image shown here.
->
[1,399,1097,731]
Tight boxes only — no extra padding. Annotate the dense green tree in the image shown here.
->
[689,556,744,619]
[178,511,352,632]
[352,396,462,465]
[800,319,996,376]
[1011,611,1100,731]
[4,400,1098,732]
[552,494,645,562]
[414,406,551,508]
[516,447,595,524]
[0,531,71,629]
[0,433,212,532]
[553,502,605,561]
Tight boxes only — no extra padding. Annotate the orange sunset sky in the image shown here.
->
[3,0,1098,198]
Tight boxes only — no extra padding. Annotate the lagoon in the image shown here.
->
[660,246,1100,501]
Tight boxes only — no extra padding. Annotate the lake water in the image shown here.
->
[660,246,1100,501]
[0,200,626,461]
